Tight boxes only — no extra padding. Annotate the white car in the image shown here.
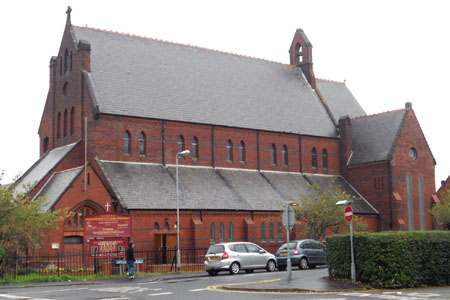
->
[204,242,277,275]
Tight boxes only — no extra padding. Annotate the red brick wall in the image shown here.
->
[40,164,112,253]
[390,109,435,230]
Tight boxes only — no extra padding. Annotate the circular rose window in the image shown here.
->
[409,148,417,160]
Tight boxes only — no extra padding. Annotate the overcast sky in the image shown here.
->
[0,0,448,188]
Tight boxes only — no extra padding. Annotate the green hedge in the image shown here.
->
[326,231,450,288]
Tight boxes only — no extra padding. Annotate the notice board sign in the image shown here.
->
[84,213,132,239]
[89,238,127,257]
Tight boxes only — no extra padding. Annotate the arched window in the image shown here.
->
[123,131,131,154]
[226,139,233,162]
[219,222,225,242]
[239,141,245,162]
[70,107,74,135]
[418,175,425,230]
[210,222,216,244]
[228,222,234,242]
[64,49,68,73]
[153,222,160,231]
[63,109,68,137]
[260,222,266,242]
[269,222,275,243]
[43,137,49,153]
[70,50,73,71]
[277,223,283,242]
[297,43,303,63]
[406,173,414,230]
[57,112,61,139]
[282,145,288,166]
[312,147,317,169]
[192,136,198,159]
[164,222,169,231]
[322,149,328,171]
[270,144,277,165]
[178,135,185,153]
[139,132,146,155]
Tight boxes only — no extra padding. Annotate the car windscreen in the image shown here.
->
[278,242,297,250]
[207,245,224,254]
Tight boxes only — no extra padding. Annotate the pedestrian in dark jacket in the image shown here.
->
[126,242,136,279]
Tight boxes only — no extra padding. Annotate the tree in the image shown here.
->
[292,179,367,241]
[0,172,70,259]
[432,188,450,230]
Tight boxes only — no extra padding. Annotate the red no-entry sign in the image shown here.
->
[344,205,353,223]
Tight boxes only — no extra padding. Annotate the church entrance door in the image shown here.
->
[154,234,176,264]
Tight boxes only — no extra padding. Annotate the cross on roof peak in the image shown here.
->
[66,6,72,24]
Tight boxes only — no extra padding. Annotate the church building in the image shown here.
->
[15,8,437,253]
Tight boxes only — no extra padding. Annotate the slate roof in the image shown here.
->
[14,142,78,194]
[97,160,378,215]
[316,79,366,124]
[33,167,83,212]
[349,109,406,165]
[71,26,340,137]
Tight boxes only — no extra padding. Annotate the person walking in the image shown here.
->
[126,242,136,279]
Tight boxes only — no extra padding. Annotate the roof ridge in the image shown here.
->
[316,77,345,84]
[351,108,404,120]
[53,166,83,175]
[73,25,292,67]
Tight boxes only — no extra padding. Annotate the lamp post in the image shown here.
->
[176,150,190,273]
[336,200,356,284]
[283,201,298,281]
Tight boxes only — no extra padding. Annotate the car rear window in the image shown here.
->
[207,245,224,254]
[279,242,296,250]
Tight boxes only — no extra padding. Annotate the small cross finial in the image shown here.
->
[66,6,72,24]
[105,202,111,212]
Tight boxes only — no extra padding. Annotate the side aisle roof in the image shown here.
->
[14,142,79,194]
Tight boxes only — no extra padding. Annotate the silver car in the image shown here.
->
[204,242,277,275]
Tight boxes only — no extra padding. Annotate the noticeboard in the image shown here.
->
[84,213,132,239]
[89,238,127,257]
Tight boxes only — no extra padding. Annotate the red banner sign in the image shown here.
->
[89,238,127,257]
[84,213,132,238]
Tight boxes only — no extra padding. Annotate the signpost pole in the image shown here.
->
[350,217,356,284]
[286,205,292,282]
[344,205,356,284]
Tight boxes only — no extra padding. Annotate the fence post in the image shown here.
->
[57,252,60,277]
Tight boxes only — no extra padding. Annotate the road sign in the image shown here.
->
[345,205,353,223]
[283,205,295,230]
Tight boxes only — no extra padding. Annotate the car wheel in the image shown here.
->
[245,269,254,273]
[266,260,276,272]
[207,270,217,276]
[277,265,286,271]
[229,262,240,275]
[299,257,309,270]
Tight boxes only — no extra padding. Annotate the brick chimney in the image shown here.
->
[338,116,352,170]
[289,29,316,89]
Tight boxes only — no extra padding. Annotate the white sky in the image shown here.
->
[0,0,448,188]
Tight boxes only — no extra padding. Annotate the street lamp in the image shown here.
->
[284,201,298,282]
[336,199,356,284]
[176,149,190,273]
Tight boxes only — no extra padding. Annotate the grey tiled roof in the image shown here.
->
[72,27,337,137]
[349,110,406,165]
[303,174,378,214]
[316,79,366,124]
[98,160,377,215]
[14,143,78,194]
[33,167,83,212]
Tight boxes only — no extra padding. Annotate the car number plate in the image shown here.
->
[280,252,287,256]
[209,256,218,261]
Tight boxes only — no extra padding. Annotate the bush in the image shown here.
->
[326,231,450,288]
